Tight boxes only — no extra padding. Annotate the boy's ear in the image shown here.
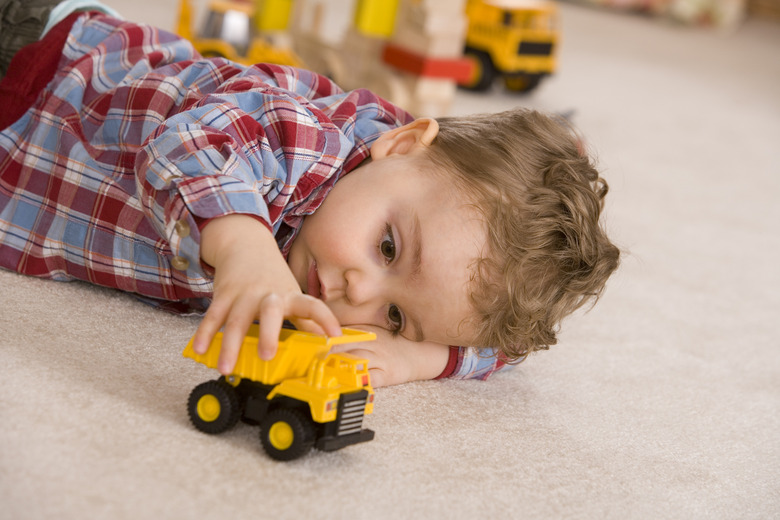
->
[370,118,440,159]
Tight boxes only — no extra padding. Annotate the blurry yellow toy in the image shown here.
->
[183,326,376,461]
[353,0,400,38]
[176,0,303,67]
[461,0,559,92]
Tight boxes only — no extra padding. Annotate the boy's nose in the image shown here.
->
[344,267,384,307]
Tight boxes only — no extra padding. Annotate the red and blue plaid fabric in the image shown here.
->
[0,13,511,380]
[0,13,411,302]
[437,345,516,380]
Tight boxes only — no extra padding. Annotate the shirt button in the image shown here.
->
[171,256,190,271]
[174,219,190,238]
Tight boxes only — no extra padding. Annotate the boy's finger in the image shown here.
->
[286,295,342,337]
[192,299,230,354]
[257,293,285,360]
[290,317,326,336]
[218,302,257,375]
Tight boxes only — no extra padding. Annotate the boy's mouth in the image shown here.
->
[306,261,322,299]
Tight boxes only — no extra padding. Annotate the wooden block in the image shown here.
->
[390,23,467,57]
[748,0,780,19]
[401,73,457,117]
[382,43,473,82]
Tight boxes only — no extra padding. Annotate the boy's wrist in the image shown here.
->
[408,341,452,383]
[199,214,273,269]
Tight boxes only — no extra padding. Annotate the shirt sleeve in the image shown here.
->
[435,346,521,381]
[133,72,351,278]
[47,14,356,283]
[0,13,411,306]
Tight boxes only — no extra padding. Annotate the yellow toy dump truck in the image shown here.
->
[176,0,302,67]
[460,0,559,93]
[183,326,376,461]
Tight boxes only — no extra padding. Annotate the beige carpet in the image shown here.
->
[2,1,779,518]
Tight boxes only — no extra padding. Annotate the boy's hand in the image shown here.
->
[192,215,341,375]
[330,326,450,387]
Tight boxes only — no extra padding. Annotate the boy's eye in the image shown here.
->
[380,238,395,260]
[380,224,396,262]
[387,304,404,335]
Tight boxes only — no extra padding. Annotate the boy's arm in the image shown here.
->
[191,214,341,374]
[331,333,518,386]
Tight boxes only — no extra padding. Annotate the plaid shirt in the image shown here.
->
[0,13,512,380]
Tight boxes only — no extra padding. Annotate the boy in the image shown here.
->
[0,3,620,387]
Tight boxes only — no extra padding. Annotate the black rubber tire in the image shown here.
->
[187,379,241,434]
[259,408,316,462]
[459,47,495,92]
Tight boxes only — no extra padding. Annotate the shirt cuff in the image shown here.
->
[434,346,461,379]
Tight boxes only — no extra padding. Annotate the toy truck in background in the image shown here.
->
[183,326,376,461]
[176,0,303,67]
[460,0,559,93]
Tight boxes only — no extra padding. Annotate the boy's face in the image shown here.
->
[287,121,485,347]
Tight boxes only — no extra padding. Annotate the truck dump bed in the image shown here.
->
[182,326,376,385]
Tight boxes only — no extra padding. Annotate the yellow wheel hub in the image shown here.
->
[464,54,482,87]
[196,394,221,422]
[268,421,294,451]
[505,76,529,91]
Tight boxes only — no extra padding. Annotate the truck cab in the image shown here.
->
[460,0,559,92]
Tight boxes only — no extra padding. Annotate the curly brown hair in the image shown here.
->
[427,108,620,361]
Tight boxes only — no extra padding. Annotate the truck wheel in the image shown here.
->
[459,47,495,92]
[504,74,542,93]
[187,380,240,434]
[259,409,316,461]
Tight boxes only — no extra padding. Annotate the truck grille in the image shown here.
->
[336,392,368,436]
[518,42,553,56]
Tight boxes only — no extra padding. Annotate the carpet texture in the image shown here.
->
[1,1,778,518]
